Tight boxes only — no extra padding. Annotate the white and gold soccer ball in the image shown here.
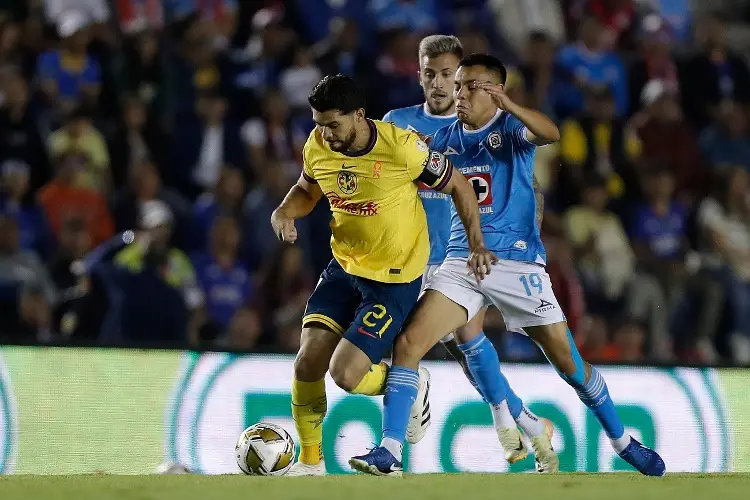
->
[235,422,296,476]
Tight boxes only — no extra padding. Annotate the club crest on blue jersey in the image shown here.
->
[487,131,502,149]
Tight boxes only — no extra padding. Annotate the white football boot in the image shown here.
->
[532,418,559,473]
[285,460,327,476]
[497,426,529,464]
[405,367,431,444]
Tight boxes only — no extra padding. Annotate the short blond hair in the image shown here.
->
[418,35,463,61]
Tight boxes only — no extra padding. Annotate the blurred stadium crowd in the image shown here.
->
[2,0,750,365]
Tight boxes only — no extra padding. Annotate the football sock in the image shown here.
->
[515,406,547,438]
[457,333,509,405]
[291,378,326,465]
[490,400,518,428]
[351,362,388,396]
[442,336,484,398]
[546,329,627,447]
[381,366,419,462]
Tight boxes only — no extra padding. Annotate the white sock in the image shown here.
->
[490,400,518,429]
[381,437,403,461]
[515,406,546,438]
[610,433,631,454]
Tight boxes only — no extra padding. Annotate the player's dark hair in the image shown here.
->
[458,53,507,85]
[308,74,366,114]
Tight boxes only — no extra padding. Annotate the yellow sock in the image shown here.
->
[351,362,389,396]
[291,378,326,465]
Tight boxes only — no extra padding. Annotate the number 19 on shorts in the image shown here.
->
[519,273,543,296]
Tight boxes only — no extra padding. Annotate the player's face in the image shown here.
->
[312,109,360,152]
[454,65,500,126]
[419,53,460,116]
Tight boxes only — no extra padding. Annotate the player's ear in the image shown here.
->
[355,108,365,121]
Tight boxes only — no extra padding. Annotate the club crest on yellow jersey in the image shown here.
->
[337,170,358,195]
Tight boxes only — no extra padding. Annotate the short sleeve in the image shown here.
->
[301,134,317,183]
[402,132,431,180]
[240,119,267,147]
[382,110,394,123]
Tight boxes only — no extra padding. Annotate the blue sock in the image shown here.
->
[458,333,509,405]
[550,330,625,440]
[382,366,419,447]
[505,386,523,419]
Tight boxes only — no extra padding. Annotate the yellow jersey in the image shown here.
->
[302,119,452,283]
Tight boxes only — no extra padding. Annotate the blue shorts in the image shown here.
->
[303,259,422,362]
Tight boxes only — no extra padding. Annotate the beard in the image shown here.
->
[327,128,357,153]
[427,97,454,116]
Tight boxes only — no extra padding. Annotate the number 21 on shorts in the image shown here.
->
[519,273,543,296]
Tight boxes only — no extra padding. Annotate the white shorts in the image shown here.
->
[424,257,566,333]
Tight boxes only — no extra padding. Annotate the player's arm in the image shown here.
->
[475,82,560,146]
[418,151,498,279]
[271,171,324,244]
[533,175,544,227]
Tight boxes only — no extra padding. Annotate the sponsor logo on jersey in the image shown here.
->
[487,132,502,149]
[444,146,459,156]
[373,161,382,178]
[337,171,358,195]
[326,193,378,216]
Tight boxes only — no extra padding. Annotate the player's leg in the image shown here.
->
[290,325,340,475]
[525,321,664,475]
[493,261,664,476]
[350,259,484,476]
[288,260,359,475]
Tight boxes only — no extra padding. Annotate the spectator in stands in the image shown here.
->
[697,168,750,363]
[682,12,750,130]
[244,160,297,270]
[602,320,646,362]
[520,31,558,121]
[105,200,204,345]
[120,29,169,127]
[575,314,610,361]
[115,0,165,35]
[554,16,627,118]
[221,306,263,350]
[193,167,245,252]
[291,0,369,47]
[47,216,103,343]
[0,214,56,342]
[192,216,254,342]
[373,28,423,117]
[558,86,641,209]
[699,101,750,172]
[111,159,190,243]
[0,71,52,194]
[368,0,439,35]
[109,95,165,188]
[241,88,304,182]
[258,244,312,348]
[171,89,245,200]
[628,16,679,116]
[38,150,114,246]
[167,0,238,49]
[47,106,111,194]
[565,175,671,360]
[37,10,101,115]
[313,19,369,85]
[586,0,637,51]
[545,234,586,335]
[642,0,692,44]
[0,10,24,77]
[635,80,705,203]
[280,45,322,114]
[0,162,50,258]
[491,0,565,57]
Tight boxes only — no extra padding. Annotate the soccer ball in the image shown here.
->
[235,422,296,475]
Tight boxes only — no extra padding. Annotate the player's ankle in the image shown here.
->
[300,445,323,465]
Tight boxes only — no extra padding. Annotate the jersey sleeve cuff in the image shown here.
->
[430,163,453,191]
[302,171,317,183]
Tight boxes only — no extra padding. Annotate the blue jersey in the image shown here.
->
[383,104,455,265]
[431,110,546,264]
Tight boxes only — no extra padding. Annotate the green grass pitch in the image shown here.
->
[0,473,749,500]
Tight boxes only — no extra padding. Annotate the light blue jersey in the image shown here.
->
[383,104,455,265]
[431,109,546,264]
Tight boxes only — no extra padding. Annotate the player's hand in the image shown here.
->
[474,81,514,112]
[467,246,499,281]
[414,130,432,145]
[271,209,298,244]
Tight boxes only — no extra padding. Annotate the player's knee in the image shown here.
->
[328,358,365,393]
[293,346,328,381]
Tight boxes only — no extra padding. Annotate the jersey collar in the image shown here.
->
[462,108,503,135]
[423,102,456,119]
[343,119,378,157]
